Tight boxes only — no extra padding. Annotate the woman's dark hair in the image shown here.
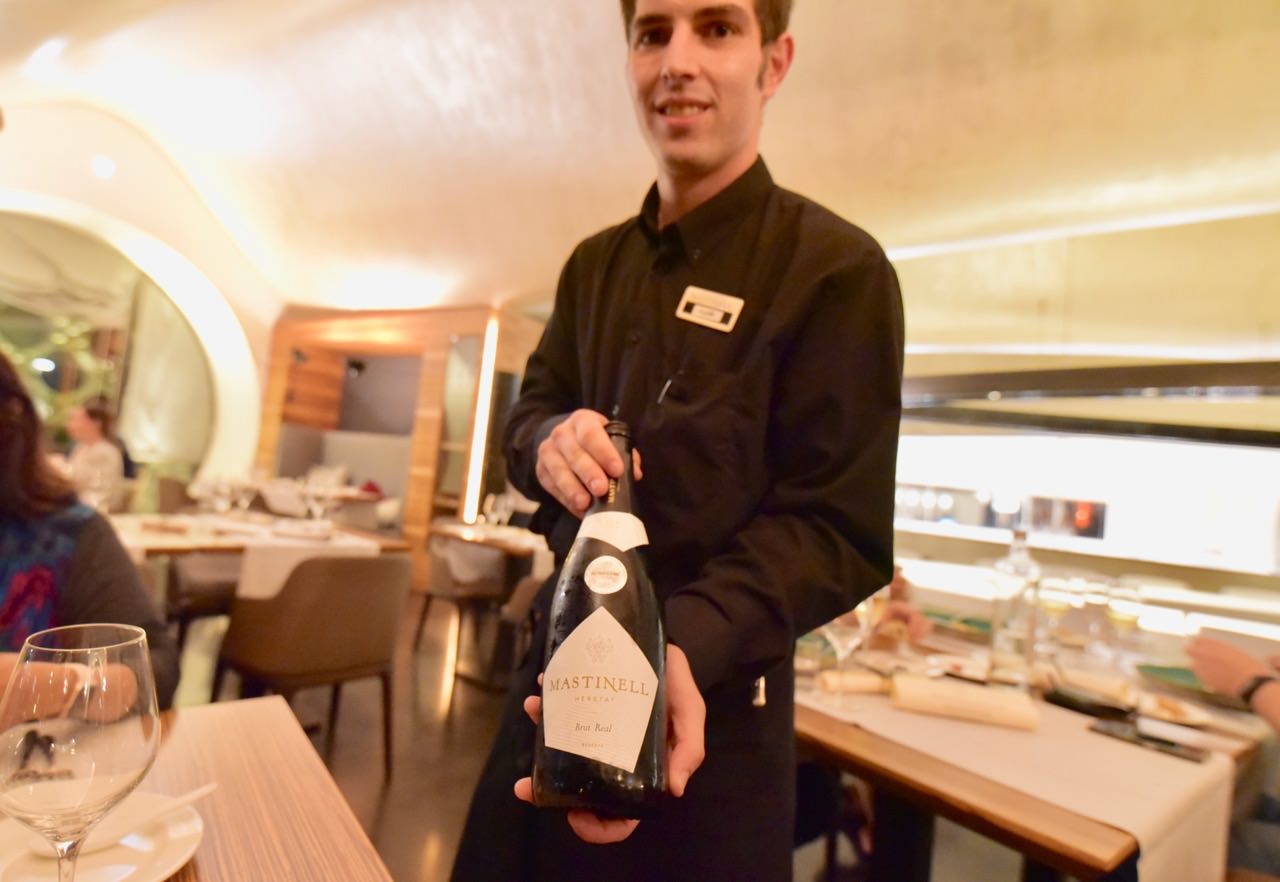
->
[0,351,76,518]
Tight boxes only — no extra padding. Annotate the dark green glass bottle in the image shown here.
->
[532,420,667,819]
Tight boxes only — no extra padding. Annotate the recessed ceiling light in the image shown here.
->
[32,357,56,373]
[91,155,117,180]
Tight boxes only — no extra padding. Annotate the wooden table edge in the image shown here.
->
[794,703,1137,880]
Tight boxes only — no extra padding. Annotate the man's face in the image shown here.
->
[627,0,788,181]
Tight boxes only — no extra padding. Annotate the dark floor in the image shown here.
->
[178,598,1018,882]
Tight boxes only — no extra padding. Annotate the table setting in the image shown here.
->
[797,582,1270,882]
[0,624,213,882]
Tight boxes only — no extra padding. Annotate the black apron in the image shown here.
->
[450,574,797,882]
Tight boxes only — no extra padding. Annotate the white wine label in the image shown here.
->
[577,511,649,551]
[542,607,659,774]
[584,555,627,594]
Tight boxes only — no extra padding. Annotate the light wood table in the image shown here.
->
[795,703,1137,881]
[111,514,410,557]
[148,696,391,881]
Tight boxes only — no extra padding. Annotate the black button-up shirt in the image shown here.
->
[506,157,904,696]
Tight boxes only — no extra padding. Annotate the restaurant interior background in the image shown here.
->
[1,0,1276,589]
[0,1,1277,879]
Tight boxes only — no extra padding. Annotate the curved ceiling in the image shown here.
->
[0,0,1277,320]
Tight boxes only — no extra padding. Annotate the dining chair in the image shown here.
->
[167,552,242,652]
[412,534,507,657]
[212,554,412,779]
[156,476,193,514]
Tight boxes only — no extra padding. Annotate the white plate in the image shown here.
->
[1138,691,1213,728]
[0,792,203,882]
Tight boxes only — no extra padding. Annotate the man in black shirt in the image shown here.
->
[452,1,903,879]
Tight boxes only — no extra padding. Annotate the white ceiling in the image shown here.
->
[1,0,1276,320]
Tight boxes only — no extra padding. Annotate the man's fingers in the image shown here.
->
[665,644,706,798]
[573,414,624,481]
[566,811,640,844]
[524,695,542,726]
[632,448,643,481]
[514,777,533,804]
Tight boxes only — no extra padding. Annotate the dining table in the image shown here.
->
[147,695,391,881]
[110,513,411,558]
[795,657,1263,882]
[0,696,391,880]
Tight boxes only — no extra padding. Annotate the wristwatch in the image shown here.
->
[1239,674,1278,707]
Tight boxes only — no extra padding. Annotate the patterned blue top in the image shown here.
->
[0,504,95,651]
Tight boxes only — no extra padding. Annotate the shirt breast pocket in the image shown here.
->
[643,365,760,504]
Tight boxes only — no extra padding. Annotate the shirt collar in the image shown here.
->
[638,157,774,260]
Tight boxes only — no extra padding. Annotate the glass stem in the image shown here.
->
[54,838,84,882]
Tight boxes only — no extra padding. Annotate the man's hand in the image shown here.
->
[876,600,933,643]
[535,409,642,519]
[514,644,705,844]
[1187,636,1271,697]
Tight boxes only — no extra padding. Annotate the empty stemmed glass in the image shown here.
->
[820,595,879,670]
[0,624,160,882]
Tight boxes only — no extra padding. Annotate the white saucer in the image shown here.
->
[0,792,203,881]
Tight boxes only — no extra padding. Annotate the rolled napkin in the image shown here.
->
[890,674,1040,731]
[1058,668,1135,706]
[818,670,888,694]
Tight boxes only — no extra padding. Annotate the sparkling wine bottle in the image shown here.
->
[532,420,667,819]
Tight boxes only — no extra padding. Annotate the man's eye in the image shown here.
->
[634,28,669,48]
[705,22,735,39]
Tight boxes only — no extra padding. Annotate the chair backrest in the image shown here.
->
[426,535,506,600]
[156,477,191,514]
[221,554,412,677]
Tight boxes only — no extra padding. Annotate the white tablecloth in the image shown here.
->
[798,686,1234,882]
[237,530,380,599]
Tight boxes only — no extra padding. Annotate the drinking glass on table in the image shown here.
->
[820,596,878,670]
[302,483,333,520]
[0,624,160,882]
[1105,580,1144,666]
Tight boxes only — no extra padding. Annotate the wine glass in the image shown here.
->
[821,596,878,670]
[0,624,160,882]
[302,483,332,521]
[230,477,256,513]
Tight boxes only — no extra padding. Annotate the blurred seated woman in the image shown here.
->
[0,352,178,708]
[66,399,125,512]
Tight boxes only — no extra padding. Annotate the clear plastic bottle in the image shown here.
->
[989,528,1042,685]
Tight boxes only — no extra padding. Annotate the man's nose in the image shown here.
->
[660,25,699,82]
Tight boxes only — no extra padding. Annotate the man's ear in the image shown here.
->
[760,32,794,99]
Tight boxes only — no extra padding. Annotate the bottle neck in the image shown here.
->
[1009,532,1029,559]
[587,431,635,515]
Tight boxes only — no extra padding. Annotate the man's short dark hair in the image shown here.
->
[619,0,794,46]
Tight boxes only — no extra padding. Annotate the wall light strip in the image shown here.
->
[886,201,1280,263]
[461,315,500,524]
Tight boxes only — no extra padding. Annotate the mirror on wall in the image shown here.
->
[0,211,216,495]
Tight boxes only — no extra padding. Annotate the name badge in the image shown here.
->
[675,286,744,333]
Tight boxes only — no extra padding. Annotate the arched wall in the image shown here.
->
[0,100,281,478]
